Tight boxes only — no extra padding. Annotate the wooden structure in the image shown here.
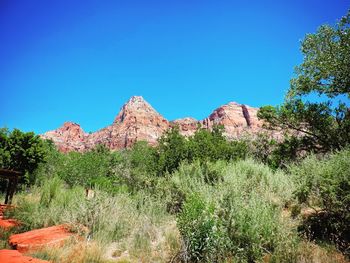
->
[0,169,22,204]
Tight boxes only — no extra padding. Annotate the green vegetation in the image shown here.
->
[291,150,350,256]
[0,128,50,191]
[5,147,349,262]
[0,128,49,175]
[176,160,297,262]
[258,10,350,162]
[1,9,349,263]
[10,176,178,262]
[156,125,248,175]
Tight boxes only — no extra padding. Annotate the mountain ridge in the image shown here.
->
[42,96,266,152]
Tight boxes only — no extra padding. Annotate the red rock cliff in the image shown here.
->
[42,96,266,152]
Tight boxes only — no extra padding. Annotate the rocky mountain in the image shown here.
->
[42,96,266,152]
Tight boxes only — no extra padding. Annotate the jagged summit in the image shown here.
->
[43,121,86,152]
[61,122,83,130]
[114,96,162,123]
[121,96,152,110]
[125,95,148,105]
[42,97,267,152]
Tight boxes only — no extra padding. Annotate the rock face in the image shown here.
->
[111,96,169,148]
[202,102,263,139]
[0,250,49,263]
[43,122,88,152]
[42,96,266,152]
[9,225,74,253]
[172,117,199,137]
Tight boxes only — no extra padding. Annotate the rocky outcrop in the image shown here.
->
[172,117,199,136]
[42,96,266,152]
[0,250,49,263]
[9,225,74,253]
[42,122,88,152]
[111,96,169,148]
[202,102,263,139]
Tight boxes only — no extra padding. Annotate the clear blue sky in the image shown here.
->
[1,0,349,134]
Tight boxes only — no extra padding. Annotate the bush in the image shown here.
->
[177,194,228,262]
[291,149,350,255]
[176,159,299,262]
[248,132,307,169]
[187,125,248,164]
[157,126,189,175]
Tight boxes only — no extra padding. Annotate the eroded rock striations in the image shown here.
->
[42,96,266,152]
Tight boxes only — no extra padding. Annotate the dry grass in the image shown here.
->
[296,242,349,263]
[104,220,181,263]
[29,239,111,263]
[10,177,181,263]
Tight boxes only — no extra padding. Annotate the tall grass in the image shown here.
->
[173,159,299,262]
[10,177,180,262]
[8,155,348,262]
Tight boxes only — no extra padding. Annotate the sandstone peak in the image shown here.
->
[41,122,87,152]
[114,96,162,123]
[122,96,153,110]
[227,101,241,106]
[201,101,263,138]
[62,122,82,130]
[42,97,270,152]
[127,95,147,104]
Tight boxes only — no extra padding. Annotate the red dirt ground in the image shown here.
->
[0,204,19,230]
[0,249,50,263]
[9,225,74,253]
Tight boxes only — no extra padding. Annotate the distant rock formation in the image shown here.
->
[172,117,198,137]
[41,96,267,152]
[202,102,263,139]
[43,122,86,152]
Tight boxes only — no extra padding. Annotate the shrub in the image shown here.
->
[177,194,228,262]
[291,149,350,255]
[176,159,299,262]
[155,125,248,176]
[248,132,307,169]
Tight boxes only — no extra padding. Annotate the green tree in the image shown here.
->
[187,128,217,162]
[129,141,158,175]
[187,125,247,163]
[259,10,350,153]
[157,126,188,174]
[0,128,49,174]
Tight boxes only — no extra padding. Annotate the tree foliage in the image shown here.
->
[157,126,188,175]
[0,128,49,174]
[187,125,247,163]
[156,125,248,175]
[259,10,350,153]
